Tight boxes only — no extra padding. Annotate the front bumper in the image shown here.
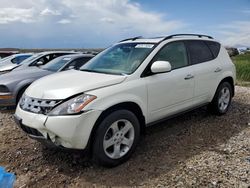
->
[0,93,15,109]
[15,105,102,149]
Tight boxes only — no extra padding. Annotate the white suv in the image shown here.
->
[14,34,236,166]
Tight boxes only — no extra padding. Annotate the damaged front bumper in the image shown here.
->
[14,105,102,150]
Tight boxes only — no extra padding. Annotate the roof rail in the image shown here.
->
[120,36,143,42]
[160,34,213,43]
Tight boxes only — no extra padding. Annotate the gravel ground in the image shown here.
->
[0,86,250,188]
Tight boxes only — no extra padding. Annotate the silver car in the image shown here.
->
[0,54,94,109]
[0,53,33,74]
[0,51,79,75]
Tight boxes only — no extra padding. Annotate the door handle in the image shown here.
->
[214,67,222,72]
[184,74,194,80]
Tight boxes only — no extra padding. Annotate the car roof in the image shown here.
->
[119,34,218,44]
[14,53,34,57]
[56,54,95,60]
[36,51,80,56]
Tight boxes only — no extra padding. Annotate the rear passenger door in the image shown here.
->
[185,40,222,105]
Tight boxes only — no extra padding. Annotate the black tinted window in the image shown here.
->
[63,57,92,70]
[206,41,221,58]
[186,40,213,64]
[153,41,188,69]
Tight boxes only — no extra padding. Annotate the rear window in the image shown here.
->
[205,41,221,58]
[185,40,214,64]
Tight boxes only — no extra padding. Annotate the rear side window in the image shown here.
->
[186,40,213,64]
[205,41,221,58]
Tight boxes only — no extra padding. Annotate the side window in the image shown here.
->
[14,56,30,64]
[32,56,49,66]
[186,40,214,64]
[153,41,188,69]
[63,57,92,70]
[205,41,221,58]
[11,57,18,64]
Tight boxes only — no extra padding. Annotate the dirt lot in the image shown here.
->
[0,86,250,188]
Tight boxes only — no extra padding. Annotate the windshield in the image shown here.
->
[20,54,43,65]
[80,43,155,75]
[41,56,72,72]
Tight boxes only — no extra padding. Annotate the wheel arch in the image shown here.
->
[15,84,30,104]
[87,101,146,153]
[218,76,235,97]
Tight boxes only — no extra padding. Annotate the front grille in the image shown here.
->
[19,123,43,137]
[19,95,60,114]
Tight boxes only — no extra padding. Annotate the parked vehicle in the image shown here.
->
[0,50,19,59]
[0,54,94,109]
[0,53,33,73]
[0,51,79,75]
[0,53,32,64]
[15,34,236,167]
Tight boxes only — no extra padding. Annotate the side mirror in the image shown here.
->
[151,61,171,74]
[68,66,75,70]
[36,61,44,66]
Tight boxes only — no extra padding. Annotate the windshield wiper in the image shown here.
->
[81,69,101,73]
[81,69,128,76]
[120,73,128,76]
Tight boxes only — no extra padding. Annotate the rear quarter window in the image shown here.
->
[205,41,221,58]
[185,40,214,64]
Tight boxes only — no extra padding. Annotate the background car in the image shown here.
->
[0,54,94,109]
[0,53,33,73]
[0,53,33,64]
[0,50,19,59]
[0,51,79,75]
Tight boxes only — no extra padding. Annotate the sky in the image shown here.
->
[0,0,249,48]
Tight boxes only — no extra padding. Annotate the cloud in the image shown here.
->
[0,8,35,24]
[242,9,250,14]
[0,0,186,47]
[40,8,61,16]
[62,0,186,35]
[100,17,115,24]
[58,19,71,24]
[218,21,250,47]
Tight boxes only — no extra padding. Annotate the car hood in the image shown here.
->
[0,63,18,72]
[13,64,29,71]
[26,70,127,99]
[0,67,52,85]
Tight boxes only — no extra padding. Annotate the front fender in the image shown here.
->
[86,80,148,123]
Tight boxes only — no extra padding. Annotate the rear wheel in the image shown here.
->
[209,82,232,115]
[92,109,140,167]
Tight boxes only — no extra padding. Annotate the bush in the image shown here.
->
[226,47,239,57]
[232,53,250,82]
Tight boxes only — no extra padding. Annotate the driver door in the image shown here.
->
[144,41,195,123]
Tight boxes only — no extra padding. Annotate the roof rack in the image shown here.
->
[120,36,143,42]
[119,34,213,43]
[161,34,213,42]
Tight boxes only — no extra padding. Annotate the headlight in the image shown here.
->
[48,94,97,116]
[0,85,10,93]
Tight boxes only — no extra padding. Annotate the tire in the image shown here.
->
[92,109,140,167]
[208,82,232,115]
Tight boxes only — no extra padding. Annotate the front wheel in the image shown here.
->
[209,82,233,115]
[92,110,140,167]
